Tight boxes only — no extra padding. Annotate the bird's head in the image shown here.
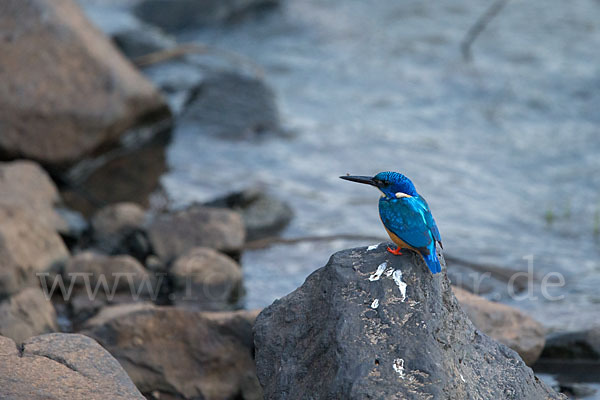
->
[340,171,418,200]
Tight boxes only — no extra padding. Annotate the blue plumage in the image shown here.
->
[341,171,443,274]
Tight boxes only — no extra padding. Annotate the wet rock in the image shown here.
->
[0,207,69,298]
[0,160,67,232]
[453,286,545,366]
[170,247,243,310]
[134,0,280,32]
[254,245,563,400]
[0,288,58,344]
[82,304,262,400]
[147,204,245,262]
[0,333,144,399]
[91,202,150,256]
[113,24,176,59]
[207,187,293,241]
[64,251,157,324]
[60,127,171,216]
[0,0,169,168]
[541,327,600,360]
[180,71,282,139]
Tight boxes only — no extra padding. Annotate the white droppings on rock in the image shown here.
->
[368,262,387,281]
[367,243,379,251]
[460,373,466,383]
[371,299,379,309]
[385,268,394,277]
[393,358,405,378]
[392,270,407,301]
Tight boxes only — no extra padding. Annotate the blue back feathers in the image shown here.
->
[375,172,443,274]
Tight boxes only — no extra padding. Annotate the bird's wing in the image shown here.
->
[379,198,433,252]
[415,196,443,247]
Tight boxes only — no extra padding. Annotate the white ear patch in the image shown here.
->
[395,192,411,199]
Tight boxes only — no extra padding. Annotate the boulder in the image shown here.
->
[147,204,245,262]
[0,333,144,399]
[541,327,600,360]
[254,245,563,400]
[0,160,67,232]
[64,251,159,324]
[91,202,150,256]
[0,0,169,168]
[134,0,280,32]
[453,286,545,366]
[0,207,69,298]
[170,247,243,310]
[180,72,282,139]
[206,187,293,241]
[0,288,58,344]
[82,304,262,400]
[60,128,170,216]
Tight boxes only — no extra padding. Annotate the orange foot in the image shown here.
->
[387,246,403,255]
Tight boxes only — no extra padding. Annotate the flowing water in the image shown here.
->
[82,0,600,334]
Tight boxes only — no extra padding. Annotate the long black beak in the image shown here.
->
[340,175,377,186]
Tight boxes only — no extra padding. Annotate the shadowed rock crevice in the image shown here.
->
[254,245,564,400]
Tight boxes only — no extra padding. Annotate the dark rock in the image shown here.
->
[0,333,144,399]
[82,304,262,400]
[254,245,564,400]
[134,0,280,32]
[207,187,293,241]
[147,204,245,262]
[0,207,69,298]
[113,24,176,59]
[542,327,600,360]
[60,125,171,217]
[0,0,169,168]
[0,160,67,232]
[0,288,58,344]
[170,247,243,310]
[180,71,282,140]
[453,286,545,366]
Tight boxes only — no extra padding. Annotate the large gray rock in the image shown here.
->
[453,286,546,366]
[0,207,69,298]
[0,288,58,344]
[135,0,280,32]
[147,204,245,262]
[82,304,262,400]
[0,333,144,399]
[170,247,243,310]
[0,0,169,168]
[180,72,282,139]
[254,245,563,400]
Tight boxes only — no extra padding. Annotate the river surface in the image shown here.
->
[82,0,600,334]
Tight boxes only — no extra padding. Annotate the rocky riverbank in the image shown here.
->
[0,0,597,398]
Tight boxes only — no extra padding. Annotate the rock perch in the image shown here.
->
[254,244,564,400]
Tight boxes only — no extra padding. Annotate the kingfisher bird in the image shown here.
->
[340,171,443,274]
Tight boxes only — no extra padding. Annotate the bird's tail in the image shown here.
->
[423,252,442,274]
